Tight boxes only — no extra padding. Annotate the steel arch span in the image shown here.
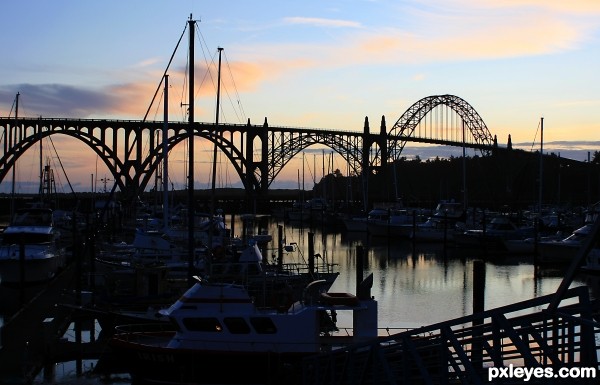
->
[0,94,501,198]
[388,94,495,160]
[267,130,364,187]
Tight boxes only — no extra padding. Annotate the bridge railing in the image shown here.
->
[303,285,600,384]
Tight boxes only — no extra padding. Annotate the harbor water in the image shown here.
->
[2,216,596,384]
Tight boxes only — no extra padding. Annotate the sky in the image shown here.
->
[1,0,600,192]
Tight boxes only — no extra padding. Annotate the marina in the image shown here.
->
[1,212,599,384]
[1,10,600,385]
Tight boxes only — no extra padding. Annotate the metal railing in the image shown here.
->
[303,285,600,384]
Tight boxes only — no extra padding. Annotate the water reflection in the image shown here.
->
[267,218,589,329]
[8,216,595,384]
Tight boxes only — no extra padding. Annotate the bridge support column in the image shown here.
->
[362,117,370,210]
[260,118,269,195]
[379,115,388,167]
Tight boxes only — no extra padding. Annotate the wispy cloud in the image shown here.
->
[134,57,163,68]
[283,17,362,28]
[239,0,597,75]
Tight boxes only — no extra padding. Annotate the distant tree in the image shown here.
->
[592,151,600,164]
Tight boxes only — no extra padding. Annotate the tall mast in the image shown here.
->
[211,48,223,218]
[11,93,20,218]
[538,117,544,214]
[208,47,223,256]
[39,113,43,203]
[187,15,196,284]
[462,119,467,210]
[163,74,169,230]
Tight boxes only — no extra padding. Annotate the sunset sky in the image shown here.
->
[1,0,600,192]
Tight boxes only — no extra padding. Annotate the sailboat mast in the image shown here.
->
[11,93,20,218]
[163,74,169,230]
[39,113,43,202]
[211,48,223,218]
[187,15,196,284]
[462,120,467,210]
[539,117,544,214]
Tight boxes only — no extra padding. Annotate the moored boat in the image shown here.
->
[107,275,377,384]
[536,223,592,264]
[454,215,535,250]
[0,208,66,285]
[410,201,465,243]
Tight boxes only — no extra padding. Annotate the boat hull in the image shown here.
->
[0,247,65,285]
[107,333,308,384]
[536,242,580,264]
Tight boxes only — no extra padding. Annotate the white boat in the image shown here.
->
[367,207,427,238]
[454,215,535,250]
[342,208,388,232]
[0,208,66,285]
[536,223,592,264]
[108,275,377,384]
[410,201,465,242]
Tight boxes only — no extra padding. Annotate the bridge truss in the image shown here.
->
[0,95,498,198]
[388,94,496,160]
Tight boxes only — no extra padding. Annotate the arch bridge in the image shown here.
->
[0,94,498,198]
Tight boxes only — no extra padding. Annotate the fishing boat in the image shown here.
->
[0,207,66,285]
[107,274,377,384]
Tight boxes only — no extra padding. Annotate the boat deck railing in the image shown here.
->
[303,285,600,384]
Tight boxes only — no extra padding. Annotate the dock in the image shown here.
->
[0,263,80,383]
[303,285,600,384]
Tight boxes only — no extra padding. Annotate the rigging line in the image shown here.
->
[222,84,243,124]
[194,28,218,109]
[223,50,248,122]
[7,97,16,117]
[143,89,165,158]
[195,49,217,104]
[530,119,541,152]
[142,22,188,122]
[47,135,77,198]
[181,50,190,122]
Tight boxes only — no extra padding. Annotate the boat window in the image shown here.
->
[182,317,223,332]
[249,317,277,334]
[223,317,251,334]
